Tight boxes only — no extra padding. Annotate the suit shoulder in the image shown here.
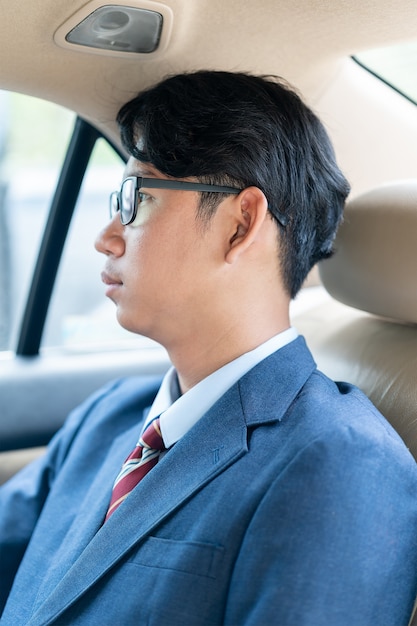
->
[60,374,163,443]
[286,369,416,473]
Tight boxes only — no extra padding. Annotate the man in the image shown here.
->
[1,71,417,625]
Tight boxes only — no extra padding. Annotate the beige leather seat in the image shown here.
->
[294,180,417,459]
[293,180,417,625]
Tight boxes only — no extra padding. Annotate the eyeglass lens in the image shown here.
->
[120,178,135,224]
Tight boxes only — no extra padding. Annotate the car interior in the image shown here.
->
[0,0,416,618]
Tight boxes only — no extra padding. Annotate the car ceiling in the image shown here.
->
[1,0,417,149]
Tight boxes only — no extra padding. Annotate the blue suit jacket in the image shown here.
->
[1,337,417,625]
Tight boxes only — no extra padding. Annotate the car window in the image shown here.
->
[43,139,158,351]
[355,40,417,104]
[0,91,160,355]
[0,92,74,351]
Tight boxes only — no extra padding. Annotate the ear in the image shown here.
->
[225,186,269,264]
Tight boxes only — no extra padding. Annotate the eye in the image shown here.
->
[138,191,152,203]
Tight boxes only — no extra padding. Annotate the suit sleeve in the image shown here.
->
[224,423,417,626]
[0,379,123,614]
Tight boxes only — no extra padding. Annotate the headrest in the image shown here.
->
[319,180,417,324]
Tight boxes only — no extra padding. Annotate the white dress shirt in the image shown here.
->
[143,327,298,448]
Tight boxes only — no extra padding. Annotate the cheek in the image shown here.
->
[123,228,171,296]
[123,212,206,293]
[129,203,154,227]
[122,231,149,283]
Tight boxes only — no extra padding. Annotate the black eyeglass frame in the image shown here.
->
[110,176,242,225]
[110,175,288,227]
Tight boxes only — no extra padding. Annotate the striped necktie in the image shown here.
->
[104,417,165,522]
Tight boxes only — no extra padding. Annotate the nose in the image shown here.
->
[95,215,125,257]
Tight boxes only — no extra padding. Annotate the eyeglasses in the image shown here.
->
[109,176,242,225]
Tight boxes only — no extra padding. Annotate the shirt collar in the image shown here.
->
[145,327,298,448]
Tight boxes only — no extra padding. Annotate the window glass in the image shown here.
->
[355,40,417,104]
[0,91,74,351]
[43,139,160,352]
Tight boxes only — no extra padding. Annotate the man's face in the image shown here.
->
[95,158,221,348]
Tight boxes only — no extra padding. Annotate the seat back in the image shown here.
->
[293,180,417,458]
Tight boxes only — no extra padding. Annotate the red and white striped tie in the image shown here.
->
[104,417,165,522]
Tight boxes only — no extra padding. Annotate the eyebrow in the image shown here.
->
[123,162,157,181]
[132,164,158,177]
[139,168,156,177]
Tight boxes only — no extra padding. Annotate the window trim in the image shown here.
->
[353,56,417,108]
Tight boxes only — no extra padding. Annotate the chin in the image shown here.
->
[116,310,136,333]
[116,309,154,340]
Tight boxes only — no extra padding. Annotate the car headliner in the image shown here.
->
[1,0,416,149]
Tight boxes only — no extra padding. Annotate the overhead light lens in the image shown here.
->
[92,10,130,34]
[66,6,163,54]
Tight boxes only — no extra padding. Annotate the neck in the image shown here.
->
[167,309,290,394]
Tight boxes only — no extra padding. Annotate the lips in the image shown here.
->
[101,271,123,287]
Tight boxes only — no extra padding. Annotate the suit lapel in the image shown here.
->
[28,384,248,625]
[29,337,315,625]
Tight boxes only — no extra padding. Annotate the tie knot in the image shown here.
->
[140,417,165,451]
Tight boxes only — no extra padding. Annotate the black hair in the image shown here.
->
[117,70,350,298]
